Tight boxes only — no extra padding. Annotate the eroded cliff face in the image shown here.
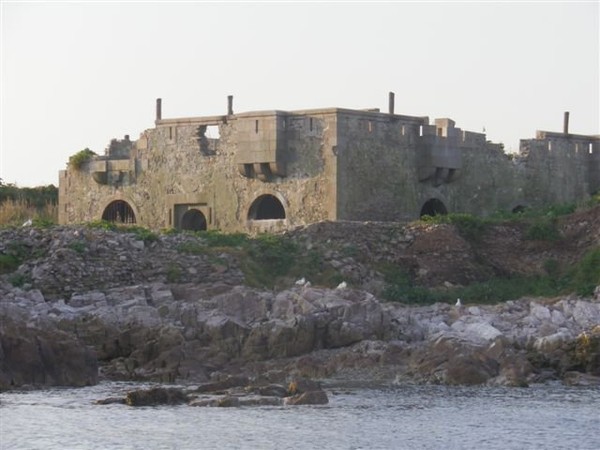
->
[1,206,599,390]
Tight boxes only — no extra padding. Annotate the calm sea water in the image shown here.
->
[1,382,599,450]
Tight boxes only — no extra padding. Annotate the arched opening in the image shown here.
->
[102,200,136,224]
[248,194,286,220]
[420,198,447,217]
[181,209,207,231]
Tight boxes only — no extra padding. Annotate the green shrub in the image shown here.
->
[87,220,117,231]
[0,254,19,274]
[564,248,600,296]
[525,217,561,241]
[196,230,249,248]
[166,263,182,283]
[69,148,97,170]
[125,226,159,243]
[68,241,86,254]
[8,273,29,288]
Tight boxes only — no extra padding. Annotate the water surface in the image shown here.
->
[1,382,598,449]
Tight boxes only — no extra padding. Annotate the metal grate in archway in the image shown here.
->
[102,200,136,224]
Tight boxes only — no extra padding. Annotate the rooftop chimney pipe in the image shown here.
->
[389,92,395,115]
[228,95,234,115]
[563,111,570,135]
[156,98,162,121]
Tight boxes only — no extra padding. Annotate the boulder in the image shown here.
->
[410,336,499,385]
[284,390,329,405]
[125,387,189,406]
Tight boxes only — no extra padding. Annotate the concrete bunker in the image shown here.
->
[248,194,286,220]
[180,209,207,231]
[420,198,448,217]
[102,200,136,224]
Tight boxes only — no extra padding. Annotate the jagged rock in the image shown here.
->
[562,371,600,386]
[284,390,329,405]
[410,336,499,385]
[0,317,97,390]
[125,387,189,406]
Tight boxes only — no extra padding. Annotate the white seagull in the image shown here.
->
[455,298,462,307]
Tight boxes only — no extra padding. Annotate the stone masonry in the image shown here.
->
[59,93,600,233]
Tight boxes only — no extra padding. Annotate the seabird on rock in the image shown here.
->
[22,218,32,227]
[336,281,347,290]
[295,277,306,286]
[455,298,462,307]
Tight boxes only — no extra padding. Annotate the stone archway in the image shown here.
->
[102,200,136,224]
[248,194,286,220]
[420,198,448,217]
[181,209,207,231]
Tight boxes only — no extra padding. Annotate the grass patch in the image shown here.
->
[382,247,600,305]
[87,220,118,231]
[242,234,298,288]
[420,213,489,241]
[0,199,58,227]
[196,230,249,248]
[126,226,159,243]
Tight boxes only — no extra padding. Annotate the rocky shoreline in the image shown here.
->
[1,218,599,393]
[2,278,599,392]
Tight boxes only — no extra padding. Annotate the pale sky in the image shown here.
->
[1,1,599,187]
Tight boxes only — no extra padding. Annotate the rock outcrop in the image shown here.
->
[2,278,599,390]
[1,211,599,391]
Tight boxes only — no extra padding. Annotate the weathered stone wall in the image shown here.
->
[520,133,600,207]
[335,112,424,221]
[60,110,340,232]
[335,113,526,220]
[59,102,600,232]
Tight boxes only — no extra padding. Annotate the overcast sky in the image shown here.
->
[1,1,598,187]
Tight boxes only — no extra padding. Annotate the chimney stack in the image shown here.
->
[563,111,570,134]
[156,98,162,121]
[388,92,395,115]
[227,95,234,115]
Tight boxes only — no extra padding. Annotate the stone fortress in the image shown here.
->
[59,93,600,233]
